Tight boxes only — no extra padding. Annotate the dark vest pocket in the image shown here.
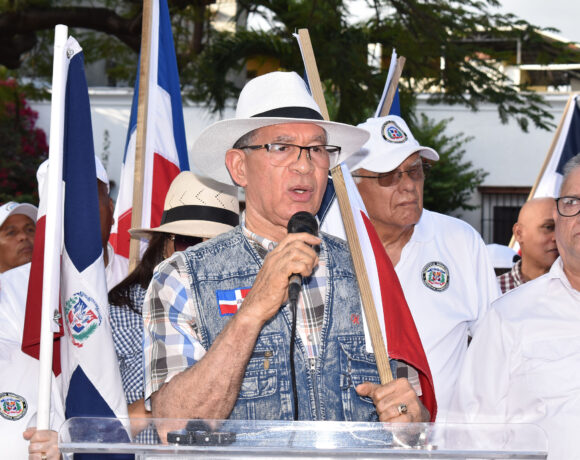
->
[229,333,293,420]
[337,335,380,421]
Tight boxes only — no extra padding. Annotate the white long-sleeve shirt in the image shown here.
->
[450,257,580,460]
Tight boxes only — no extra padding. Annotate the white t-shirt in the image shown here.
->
[0,264,65,458]
[0,340,65,458]
[322,207,499,419]
[449,257,580,460]
[393,209,499,419]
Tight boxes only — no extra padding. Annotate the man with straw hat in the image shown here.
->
[110,172,238,421]
[143,71,429,427]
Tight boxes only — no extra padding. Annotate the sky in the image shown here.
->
[498,0,580,44]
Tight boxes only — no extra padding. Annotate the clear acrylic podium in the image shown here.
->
[59,417,548,459]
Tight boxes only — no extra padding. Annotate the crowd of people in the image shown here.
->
[0,69,578,459]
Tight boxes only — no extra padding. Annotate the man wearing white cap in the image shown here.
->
[0,201,37,274]
[143,72,430,427]
[322,115,500,420]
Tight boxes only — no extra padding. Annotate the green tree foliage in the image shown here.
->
[412,113,487,214]
[1,0,575,211]
[0,79,48,205]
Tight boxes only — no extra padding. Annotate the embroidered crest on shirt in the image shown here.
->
[421,261,450,292]
[0,392,28,421]
[381,120,407,143]
[216,287,252,316]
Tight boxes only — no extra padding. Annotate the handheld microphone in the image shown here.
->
[286,211,319,304]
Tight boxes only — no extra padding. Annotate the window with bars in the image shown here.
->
[479,186,531,245]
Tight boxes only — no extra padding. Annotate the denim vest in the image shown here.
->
[183,226,383,421]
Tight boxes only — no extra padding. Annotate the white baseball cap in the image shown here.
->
[0,202,38,228]
[345,115,439,173]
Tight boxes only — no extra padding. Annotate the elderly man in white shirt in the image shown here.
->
[322,115,500,420]
[450,154,580,460]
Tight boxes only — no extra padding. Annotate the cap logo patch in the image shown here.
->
[0,392,28,421]
[421,261,449,292]
[381,120,407,143]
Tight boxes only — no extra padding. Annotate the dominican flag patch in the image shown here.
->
[216,287,251,316]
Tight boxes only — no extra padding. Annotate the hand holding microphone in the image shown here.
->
[286,211,319,305]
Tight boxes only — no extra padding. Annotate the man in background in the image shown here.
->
[450,155,580,460]
[497,197,559,293]
[322,114,500,420]
[0,202,37,274]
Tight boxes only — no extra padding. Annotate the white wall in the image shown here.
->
[30,88,235,199]
[31,89,570,232]
[415,93,569,230]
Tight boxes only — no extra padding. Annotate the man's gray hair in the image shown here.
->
[233,129,258,150]
[560,153,580,194]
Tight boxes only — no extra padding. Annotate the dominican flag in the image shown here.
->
[532,94,580,198]
[338,163,437,421]
[216,287,251,316]
[511,94,580,253]
[22,35,129,447]
[109,0,190,260]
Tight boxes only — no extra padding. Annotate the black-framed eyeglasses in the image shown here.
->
[555,196,580,217]
[352,162,431,187]
[238,143,341,168]
[171,234,203,252]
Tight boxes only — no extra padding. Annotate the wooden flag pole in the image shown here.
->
[297,28,392,383]
[297,29,330,121]
[379,56,406,117]
[331,166,393,383]
[508,93,577,248]
[129,0,154,272]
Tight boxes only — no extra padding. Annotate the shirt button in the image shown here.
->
[307,334,314,342]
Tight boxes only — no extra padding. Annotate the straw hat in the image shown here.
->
[345,115,439,173]
[130,171,239,239]
[191,71,370,185]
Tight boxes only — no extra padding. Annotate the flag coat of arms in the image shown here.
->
[22,36,129,435]
[109,0,190,260]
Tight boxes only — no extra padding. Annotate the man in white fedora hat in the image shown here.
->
[322,114,500,420]
[143,72,430,428]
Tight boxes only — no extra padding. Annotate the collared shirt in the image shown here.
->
[143,215,328,406]
[497,259,524,294]
[449,257,580,460]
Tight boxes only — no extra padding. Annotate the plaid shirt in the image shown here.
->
[109,284,147,405]
[497,259,524,294]
[143,216,327,406]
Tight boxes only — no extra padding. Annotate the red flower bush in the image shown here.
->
[0,79,48,205]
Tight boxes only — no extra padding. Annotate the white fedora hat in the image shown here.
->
[191,71,370,185]
[345,115,439,173]
[130,171,239,239]
[0,202,38,228]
